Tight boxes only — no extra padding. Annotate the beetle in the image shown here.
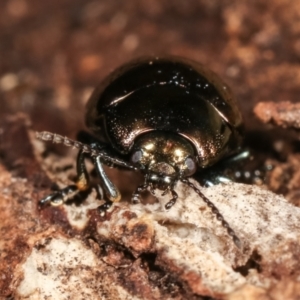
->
[37,56,247,248]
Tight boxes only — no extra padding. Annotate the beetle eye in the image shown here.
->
[184,157,197,175]
[131,150,143,163]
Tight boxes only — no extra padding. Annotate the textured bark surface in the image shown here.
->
[1,1,300,299]
[254,102,300,129]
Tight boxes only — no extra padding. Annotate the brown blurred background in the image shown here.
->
[1,0,299,139]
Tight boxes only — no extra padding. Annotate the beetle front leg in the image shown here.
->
[93,155,121,213]
[39,150,90,207]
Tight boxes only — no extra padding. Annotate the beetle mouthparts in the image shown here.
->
[149,162,176,175]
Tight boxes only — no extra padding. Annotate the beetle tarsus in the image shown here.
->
[39,185,78,207]
[97,200,113,214]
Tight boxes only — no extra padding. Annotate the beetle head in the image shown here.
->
[130,131,197,190]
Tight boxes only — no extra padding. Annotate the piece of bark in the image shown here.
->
[2,115,300,299]
[254,101,300,129]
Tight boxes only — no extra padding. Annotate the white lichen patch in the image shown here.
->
[96,181,300,296]
[32,179,300,297]
[16,236,139,300]
[148,181,300,246]
[65,189,101,230]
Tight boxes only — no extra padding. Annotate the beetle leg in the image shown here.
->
[94,154,121,214]
[194,149,253,187]
[132,183,149,204]
[96,183,104,200]
[164,190,178,210]
[39,150,90,207]
[97,199,113,214]
[93,155,121,203]
[39,185,78,206]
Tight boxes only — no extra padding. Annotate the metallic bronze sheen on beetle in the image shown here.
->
[86,57,243,168]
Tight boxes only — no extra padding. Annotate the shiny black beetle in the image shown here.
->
[37,57,246,247]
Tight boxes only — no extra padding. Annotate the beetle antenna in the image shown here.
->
[36,131,139,171]
[36,131,101,156]
[180,178,241,249]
